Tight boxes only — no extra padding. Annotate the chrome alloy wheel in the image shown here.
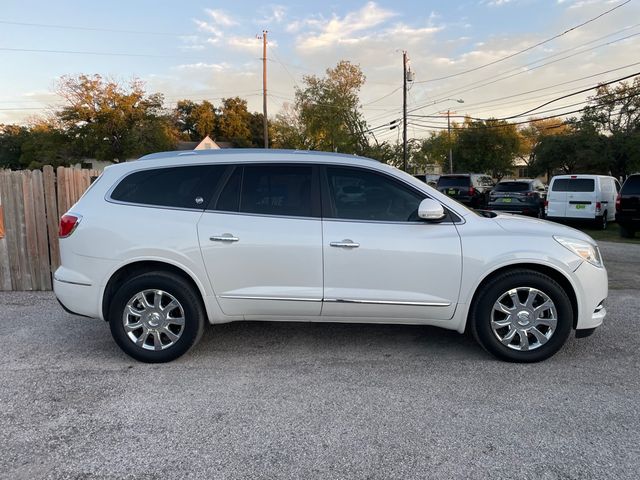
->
[122,290,186,351]
[490,287,558,351]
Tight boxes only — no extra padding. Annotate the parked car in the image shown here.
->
[545,174,620,229]
[436,173,494,208]
[488,179,547,218]
[414,174,439,188]
[615,173,640,238]
[54,150,607,364]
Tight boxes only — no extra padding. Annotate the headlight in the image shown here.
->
[554,236,603,268]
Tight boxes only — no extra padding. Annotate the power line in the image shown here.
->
[413,0,631,84]
[408,61,640,115]
[414,28,640,106]
[410,72,640,122]
[0,19,192,37]
[0,46,200,59]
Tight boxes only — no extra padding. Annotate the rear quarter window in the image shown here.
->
[110,165,227,209]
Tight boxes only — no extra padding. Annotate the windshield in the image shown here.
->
[495,182,530,192]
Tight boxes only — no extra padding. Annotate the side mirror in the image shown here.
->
[418,198,446,221]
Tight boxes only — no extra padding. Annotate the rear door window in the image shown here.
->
[110,165,227,209]
[212,165,318,217]
[495,182,530,192]
[551,178,595,192]
[622,175,640,195]
[437,176,470,188]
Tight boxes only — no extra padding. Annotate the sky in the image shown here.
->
[1,0,639,143]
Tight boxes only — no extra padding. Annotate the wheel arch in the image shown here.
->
[101,260,208,322]
[465,262,579,331]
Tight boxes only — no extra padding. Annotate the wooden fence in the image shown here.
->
[0,166,99,291]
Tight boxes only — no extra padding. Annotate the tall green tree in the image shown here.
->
[295,60,369,154]
[0,124,29,169]
[415,131,451,173]
[580,78,640,177]
[217,97,252,147]
[174,99,217,141]
[56,74,178,161]
[532,127,609,177]
[453,118,520,179]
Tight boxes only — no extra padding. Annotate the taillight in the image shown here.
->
[468,186,475,195]
[595,201,602,213]
[59,214,81,238]
[544,200,549,209]
[616,194,621,212]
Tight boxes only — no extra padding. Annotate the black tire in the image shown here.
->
[470,270,573,363]
[108,271,206,363]
[597,212,608,230]
[619,224,635,238]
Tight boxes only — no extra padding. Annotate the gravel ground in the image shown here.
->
[1,241,639,479]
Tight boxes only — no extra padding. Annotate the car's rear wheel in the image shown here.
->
[597,212,608,230]
[470,270,573,362]
[108,271,205,363]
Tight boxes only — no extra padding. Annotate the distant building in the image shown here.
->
[176,135,233,151]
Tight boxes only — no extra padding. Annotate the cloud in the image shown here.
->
[296,2,397,50]
[257,5,286,24]
[484,0,514,6]
[204,8,237,27]
[227,36,279,51]
[174,62,230,72]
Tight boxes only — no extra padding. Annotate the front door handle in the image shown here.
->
[330,239,360,248]
[210,234,239,242]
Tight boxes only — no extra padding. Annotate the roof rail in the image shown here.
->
[138,148,380,163]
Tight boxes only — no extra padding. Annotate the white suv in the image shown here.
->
[54,150,608,363]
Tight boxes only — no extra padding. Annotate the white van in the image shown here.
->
[546,174,620,228]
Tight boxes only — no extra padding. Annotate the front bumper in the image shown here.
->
[572,260,608,331]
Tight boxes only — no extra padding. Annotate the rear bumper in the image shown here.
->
[53,266,104,319]
[546,216,599,224]
[615,212,640,227]
[488,203,541,215]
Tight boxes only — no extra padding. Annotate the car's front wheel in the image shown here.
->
[470,270,573,362]
[108,271,205,363]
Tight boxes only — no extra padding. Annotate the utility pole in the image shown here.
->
[402,50,408,172]
[447,110,453,174]
[262,30,268,148]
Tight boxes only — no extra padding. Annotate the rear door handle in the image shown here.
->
[330,239,360,248]
[210,234,239,242]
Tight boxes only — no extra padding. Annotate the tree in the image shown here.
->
[174,100,217,141]
[217,97,252,147]
[415,131,451,173]
[19,119,75,169]
[453,118,520,179]
[532,127,608,177]
[517,117,570,171]
[295,60,369,154]
[0,124,29,169]
[580,78,640,177]
[270,103,305,149]
[56,74,178,161]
